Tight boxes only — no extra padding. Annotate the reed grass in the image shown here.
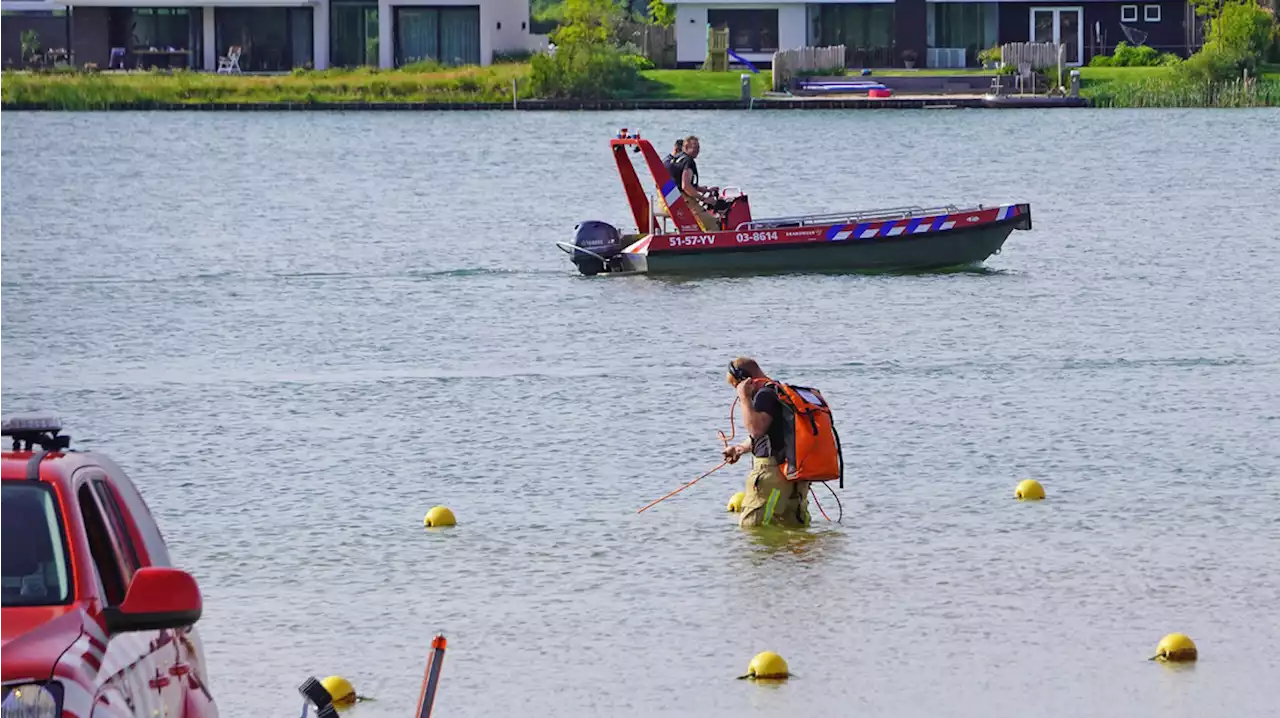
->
[1084,73,1280,108]
[1,64,534,108]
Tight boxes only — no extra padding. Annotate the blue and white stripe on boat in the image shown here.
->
[661,180,681,208]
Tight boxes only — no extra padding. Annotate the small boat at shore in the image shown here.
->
[556,129,1033,276]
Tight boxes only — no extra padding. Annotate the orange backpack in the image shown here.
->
[768,381,844,487]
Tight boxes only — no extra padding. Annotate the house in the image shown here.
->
[667,0,1203,69]
[1,0,536,71]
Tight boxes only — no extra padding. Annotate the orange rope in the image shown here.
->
[809,486,832,522]
[636,397,740,514]
[635,461,728,514]
[635,393,839,523]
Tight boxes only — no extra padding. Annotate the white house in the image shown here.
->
[9,0,537,70]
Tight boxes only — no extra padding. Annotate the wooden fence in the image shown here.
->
[999,42,1064,71]
[618,20,677,69]
[771,45,846,92]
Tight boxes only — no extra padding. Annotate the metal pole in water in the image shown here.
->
[415,633,448,718]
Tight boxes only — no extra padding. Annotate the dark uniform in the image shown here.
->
[667,153,720,230]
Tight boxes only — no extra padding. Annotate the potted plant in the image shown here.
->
[977,45,1001,70]
[902,49,917,69]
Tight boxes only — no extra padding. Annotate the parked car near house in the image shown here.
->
[1,414,218,718]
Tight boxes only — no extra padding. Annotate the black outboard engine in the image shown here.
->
[568,221,624,275]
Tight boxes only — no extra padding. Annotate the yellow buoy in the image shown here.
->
[320,675,356,708]
[1151,633,1197,662]
[739,651,789,680]
[424,506,456,527]
[1015,479,1045,500]
[727,492,745,512]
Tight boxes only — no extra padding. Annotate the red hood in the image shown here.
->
[1,605,84,681]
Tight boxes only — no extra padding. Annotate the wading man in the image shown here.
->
[721,357,812,528]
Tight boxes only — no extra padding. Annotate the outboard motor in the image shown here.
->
[568,221,624,276]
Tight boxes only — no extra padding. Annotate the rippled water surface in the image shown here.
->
[4,108,1279,718]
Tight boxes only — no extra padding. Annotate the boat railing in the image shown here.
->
[734,204,962,231]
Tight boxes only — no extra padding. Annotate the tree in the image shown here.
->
[1180,0,1278,80]
[647,0,675,27]
[530,0,647,98]
[550,0,626,48]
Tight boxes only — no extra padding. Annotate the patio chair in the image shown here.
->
[217,45,242,74]
[108,47,126,69]
[1015,61,1034,94]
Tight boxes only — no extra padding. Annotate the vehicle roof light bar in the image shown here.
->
[2,414,71,453]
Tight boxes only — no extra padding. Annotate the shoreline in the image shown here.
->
[5,64,1275,111]
[0,95,1092,111]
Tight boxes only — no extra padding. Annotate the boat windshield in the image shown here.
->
[1,482,72,607]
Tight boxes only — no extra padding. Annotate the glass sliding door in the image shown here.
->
[438,8,479,66]
[215,7,313,70]
[331,0,378,67]
[1029,7,1083,65]
[394,6,480,67]
[928,3,998,66]
[397,8,439,65]
[816,4,895,68]
[290,8,314,68]
[706,9,779,52]
[128,7,201,69]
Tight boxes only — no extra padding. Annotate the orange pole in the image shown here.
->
[415,634,448,718]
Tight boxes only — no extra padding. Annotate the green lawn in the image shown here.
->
[637,69,773,99]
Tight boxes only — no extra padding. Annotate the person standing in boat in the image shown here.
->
[721,357,812,529]
[669,136,722,231]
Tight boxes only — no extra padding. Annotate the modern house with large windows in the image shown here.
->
[1,0,537,71]
[669,0,1201,70]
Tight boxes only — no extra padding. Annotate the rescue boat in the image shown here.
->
[556,129,1033,276]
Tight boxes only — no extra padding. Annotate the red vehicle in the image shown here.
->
[2,414,217,718]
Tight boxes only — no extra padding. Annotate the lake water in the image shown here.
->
[3,108,1279,718]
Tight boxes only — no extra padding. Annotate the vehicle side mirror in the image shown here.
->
[103,567,202,634]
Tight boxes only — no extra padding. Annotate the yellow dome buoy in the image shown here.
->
[1151,633,1197,662]
[738,651,789,680]
[424,506,456,527]
[727,492,745,512]
[1014,479,1045,500]
[320,675,356,708]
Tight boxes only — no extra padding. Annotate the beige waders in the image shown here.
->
[739,457,811,528]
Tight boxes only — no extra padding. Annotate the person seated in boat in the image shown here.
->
[668,135,723,231]
[662,138,683,178]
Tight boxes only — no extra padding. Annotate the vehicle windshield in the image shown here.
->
[2,482,72,606]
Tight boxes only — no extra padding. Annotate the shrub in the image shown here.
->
[493,50,537,64]
[1089,41,1182,67]
[529,45,644,98]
